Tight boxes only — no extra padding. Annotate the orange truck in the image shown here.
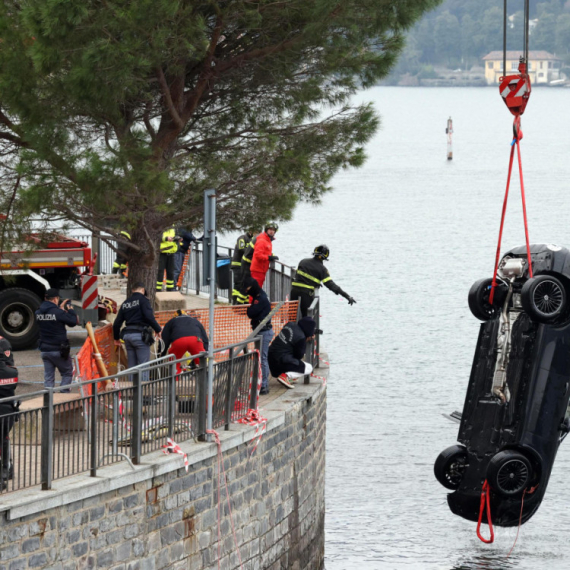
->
[0,234,99,349]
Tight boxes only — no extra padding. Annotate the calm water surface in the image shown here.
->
[271,87,570,570]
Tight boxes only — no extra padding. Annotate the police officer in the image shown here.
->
[161,310,209,374]
[173,228,197,288]
[112,231,131,277]
[35,288,78,391]
[231,229,254,305]
[157,227,178,291]
[113,282,162,375]
[0,338,18,488]
[291,245,356,317]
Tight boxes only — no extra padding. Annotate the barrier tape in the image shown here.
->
[207,429,244,570]
[311,373,327,387]
[162,437,189,472]
[238,408,267,457]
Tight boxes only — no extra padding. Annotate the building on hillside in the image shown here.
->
[482,51,563,85]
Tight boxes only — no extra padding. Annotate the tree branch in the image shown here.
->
[156,66,184,130]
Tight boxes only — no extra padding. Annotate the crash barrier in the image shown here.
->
[0,338,260,495]
[74,302,298,389]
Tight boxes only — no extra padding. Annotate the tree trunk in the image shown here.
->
[126,226,161,307]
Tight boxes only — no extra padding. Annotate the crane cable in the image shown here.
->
[490,0,533,305]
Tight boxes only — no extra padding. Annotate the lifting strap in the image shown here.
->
[476,480,495,544]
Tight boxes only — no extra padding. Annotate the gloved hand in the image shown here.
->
[341,291,356,305]
[268,255,279,262]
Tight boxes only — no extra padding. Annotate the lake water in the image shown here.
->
[268,87,570,570]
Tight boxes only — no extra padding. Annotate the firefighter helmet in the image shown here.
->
[265,222,279,232]
[313,245,330,259]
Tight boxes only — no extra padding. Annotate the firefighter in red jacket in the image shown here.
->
[250,222,279,287]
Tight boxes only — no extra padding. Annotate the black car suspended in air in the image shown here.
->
[435,243,570,527]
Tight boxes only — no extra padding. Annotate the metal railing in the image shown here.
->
[304,297,320,383]
[0,338,260,494]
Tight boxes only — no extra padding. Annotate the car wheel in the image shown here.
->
[434,444,468,490]
[487,450,532,497]
[0,288,41,350]
[521,275,566,324]
[468,278,506,321]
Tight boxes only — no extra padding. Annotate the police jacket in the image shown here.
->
[161,315,209,354]
[292,257,343,295]
[0,358,18,415]
[241,235,257,268]
[35,301,77,351]
[247,284,272,331]
[268,321,306,376]
[160,228,178,254]
[113,292,161,340]
[177,229,196,254]
[250,232,273,274]
[232,233,252,269]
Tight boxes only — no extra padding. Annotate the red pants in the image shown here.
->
[250,271,266,288]
[168,336,205,374]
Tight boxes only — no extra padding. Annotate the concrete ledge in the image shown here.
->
[0,361,328,520]
[154,292,186,311]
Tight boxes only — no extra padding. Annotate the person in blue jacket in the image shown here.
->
[35,288,78,391]
[245,277,273,395]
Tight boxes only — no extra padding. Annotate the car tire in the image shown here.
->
[521,275,567,324]
[487,450,533,497]
[0,288,41,350]
[468,278,506,321]
[434,444,468,490]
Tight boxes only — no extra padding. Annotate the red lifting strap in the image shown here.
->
[489,116,533,305]
[477,480,495,544]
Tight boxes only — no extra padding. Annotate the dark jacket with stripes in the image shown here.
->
[292,257,343,295]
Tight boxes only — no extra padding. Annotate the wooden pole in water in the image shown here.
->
[446,117,453,160]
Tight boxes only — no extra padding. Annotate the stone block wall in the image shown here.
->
[0,383,326,570]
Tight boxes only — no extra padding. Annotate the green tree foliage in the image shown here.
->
[434,11,461,65]
[0,0,440,293]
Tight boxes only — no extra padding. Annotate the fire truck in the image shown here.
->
[0,234,99,349]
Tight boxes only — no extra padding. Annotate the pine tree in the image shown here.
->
[0,0,440,295]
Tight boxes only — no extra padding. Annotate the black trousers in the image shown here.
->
[290,288,314,318]
[157,253,175,291]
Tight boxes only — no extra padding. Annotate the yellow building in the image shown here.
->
[482,51,562,85]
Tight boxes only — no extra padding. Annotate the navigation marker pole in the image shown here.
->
[446,117,453,160]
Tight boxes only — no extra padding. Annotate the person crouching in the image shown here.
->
[268,317,316,389]
[161,310,209,374]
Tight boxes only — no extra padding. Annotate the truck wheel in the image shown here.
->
[487,450,532,497]
[434,444,468,490]
[521,275,566,324]
[468,278,506,321]
[0,288,41,350]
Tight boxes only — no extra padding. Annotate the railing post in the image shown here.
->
[249,338,261,410]
[168,360,176,439]
[281,269,286,302]
[225,347,235,430]
[90,382,98,476]
[195,243,201,296]
[197,356,208,441]
[131,370,142,465]
[269,260,276,302]
[41,390,53,490]
[315,297,320,369]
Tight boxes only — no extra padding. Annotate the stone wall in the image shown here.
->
[0,379,327,570]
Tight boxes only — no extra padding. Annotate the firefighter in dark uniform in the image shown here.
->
[240,233,257,282]
[0,338,18,488]
[231,230,254,305]
[112,231,131,277]
[113,282,162,380]
[161,310,209,374]
[291,245,356,317]
[156,227,178,291]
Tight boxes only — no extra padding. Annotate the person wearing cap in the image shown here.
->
[160,310,209,374]
[0,338,18,488]
[244,277,273,395]
[35,288,78,392]
[291,245,356,317]
[268,317,316,389]
[250,222,279,288]
[113,282,162,376]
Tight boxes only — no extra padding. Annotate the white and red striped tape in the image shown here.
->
[81,275,98,310]
[162,437,189,472]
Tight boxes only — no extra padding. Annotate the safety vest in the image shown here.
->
[160,228,178,254]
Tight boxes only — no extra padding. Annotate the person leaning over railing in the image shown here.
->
[244,276,273,395]
[113,283,162,376]
[160,309,209,375]
[291,245,356,317]
[0,338,18,489]
[268,317,317,390]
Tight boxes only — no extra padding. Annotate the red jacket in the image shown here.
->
[250,231,273,274]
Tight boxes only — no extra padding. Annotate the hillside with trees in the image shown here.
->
[387,0,570,84]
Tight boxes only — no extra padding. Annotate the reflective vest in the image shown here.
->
[232,233,251,268]
[160,228,178,254]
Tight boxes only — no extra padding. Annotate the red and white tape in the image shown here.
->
[162,437,189,472]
